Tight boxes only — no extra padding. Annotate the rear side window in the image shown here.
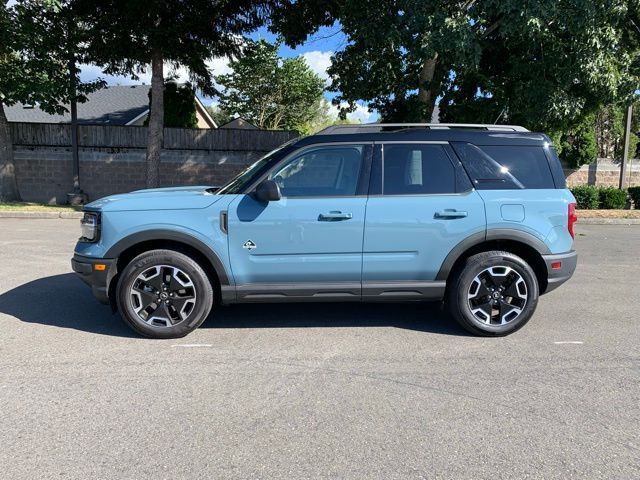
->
[480,145,556,189]
[381,144,469,195]
[451,142,556,189]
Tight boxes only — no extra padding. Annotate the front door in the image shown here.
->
[227,143,371,300]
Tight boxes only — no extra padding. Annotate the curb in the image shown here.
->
[578,218,640,225]
[0,211,83,219]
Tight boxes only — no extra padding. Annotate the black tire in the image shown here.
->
[116,249,214,339]
[447,251,539,336]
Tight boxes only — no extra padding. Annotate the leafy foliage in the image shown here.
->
[1,0,104,114]
[570,185,600,210]
[556,114,598,168]
[215,40,325,132]
[273,0,640,131]
[206,105,234,127]
[75,0,275,186]
[598,186,628,209]
[145,82,198,129]
[571,185,629,209]
[0,0,104,201]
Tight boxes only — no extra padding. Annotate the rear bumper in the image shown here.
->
[541,250,577,294]
[71,254,115,304]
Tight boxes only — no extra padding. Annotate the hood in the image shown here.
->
[85,186,223,212]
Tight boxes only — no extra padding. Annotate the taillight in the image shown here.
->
[568,202,577,239]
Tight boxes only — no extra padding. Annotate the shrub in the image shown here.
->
[598,186,628,209]
[570,185,600,209]
[628,186,640,209]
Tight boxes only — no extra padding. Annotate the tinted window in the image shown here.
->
[480,146,556,189]
[382,144,457,195]
[451,142,523,190]
[269,145,363,197]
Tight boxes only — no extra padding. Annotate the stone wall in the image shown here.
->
[10,123,297,204]
[564,158,640,188]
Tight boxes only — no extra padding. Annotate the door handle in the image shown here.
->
[318,211,353,221]
[434,209,468,219]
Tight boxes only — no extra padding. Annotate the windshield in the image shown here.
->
[216,139,299,194]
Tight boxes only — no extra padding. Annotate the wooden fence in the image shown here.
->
[10,122,298,151]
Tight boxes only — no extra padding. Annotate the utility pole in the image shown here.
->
[619,104,632,189]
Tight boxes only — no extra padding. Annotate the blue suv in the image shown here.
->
[72,124,577,338]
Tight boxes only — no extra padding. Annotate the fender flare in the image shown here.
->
[104,229,230,285]
[436,229,551,281]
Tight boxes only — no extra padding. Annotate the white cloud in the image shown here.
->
[302,51,333,83]
[330,101,378,123]
[79,57,231,88]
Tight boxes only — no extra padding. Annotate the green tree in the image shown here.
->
[0,0,103,201]
[272,0,640,131]
[595,102,639,161]
[557,114,598,169]
[145,81,198,129]
[77,0,274,187]
[205,104,233,127]
[215,40,325,132]
[301,98,360,134]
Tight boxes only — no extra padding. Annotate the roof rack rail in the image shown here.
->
[317,123,530,135]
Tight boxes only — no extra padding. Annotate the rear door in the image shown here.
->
[362,142,486,297]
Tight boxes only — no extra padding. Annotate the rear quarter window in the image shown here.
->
[478,145,556,189]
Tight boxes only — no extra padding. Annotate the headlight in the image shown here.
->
[80,211,100,242]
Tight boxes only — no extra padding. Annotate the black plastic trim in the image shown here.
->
[225,280,447,304]
[542,251,577,293]
[71,255,115,305]
[362,281,446,300]
[436,231,486,280]
[436,229,551,280]
[104,230,230,285]
[485,229,551,254]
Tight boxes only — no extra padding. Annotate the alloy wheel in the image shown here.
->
[467,266,528,325]
[129,265,197,327]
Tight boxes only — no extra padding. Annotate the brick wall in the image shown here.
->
[10,123,297,204]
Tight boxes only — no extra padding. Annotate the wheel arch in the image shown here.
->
[437,230,550,294]
[104,230,229,308]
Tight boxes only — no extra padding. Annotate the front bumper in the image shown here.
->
[541,250,577,294]
[71,254,116,305]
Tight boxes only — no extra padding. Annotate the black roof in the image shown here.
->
[4,85,150,125]
[296,126,549,147]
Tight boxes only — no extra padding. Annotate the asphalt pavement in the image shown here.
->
[0,219,638,479]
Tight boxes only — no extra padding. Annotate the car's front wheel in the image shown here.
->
[447,251,539,336]
[116,249,214,338]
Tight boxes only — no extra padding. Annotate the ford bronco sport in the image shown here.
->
[72,123,577,338]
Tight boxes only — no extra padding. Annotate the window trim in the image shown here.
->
[373,141,472,197]
[241,142,374,198]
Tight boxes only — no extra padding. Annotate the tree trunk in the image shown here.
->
[146,48,164,188]
[69,57,80,193]
[417,53,439,122]
[0,103,21,202]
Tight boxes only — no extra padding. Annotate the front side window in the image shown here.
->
[268,145,364,197]
[382,144,462,195]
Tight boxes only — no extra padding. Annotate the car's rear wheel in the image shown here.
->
[447,251,539,336]
[116,249,213,338]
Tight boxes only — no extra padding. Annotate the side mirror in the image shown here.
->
[254,179,282,202]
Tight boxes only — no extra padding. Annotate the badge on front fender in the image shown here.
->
[242,240,257,250]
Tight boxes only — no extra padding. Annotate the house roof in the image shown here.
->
[4,85,151,125]
[219,117,258,129]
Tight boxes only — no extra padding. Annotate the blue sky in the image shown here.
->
[79,24,377,123]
